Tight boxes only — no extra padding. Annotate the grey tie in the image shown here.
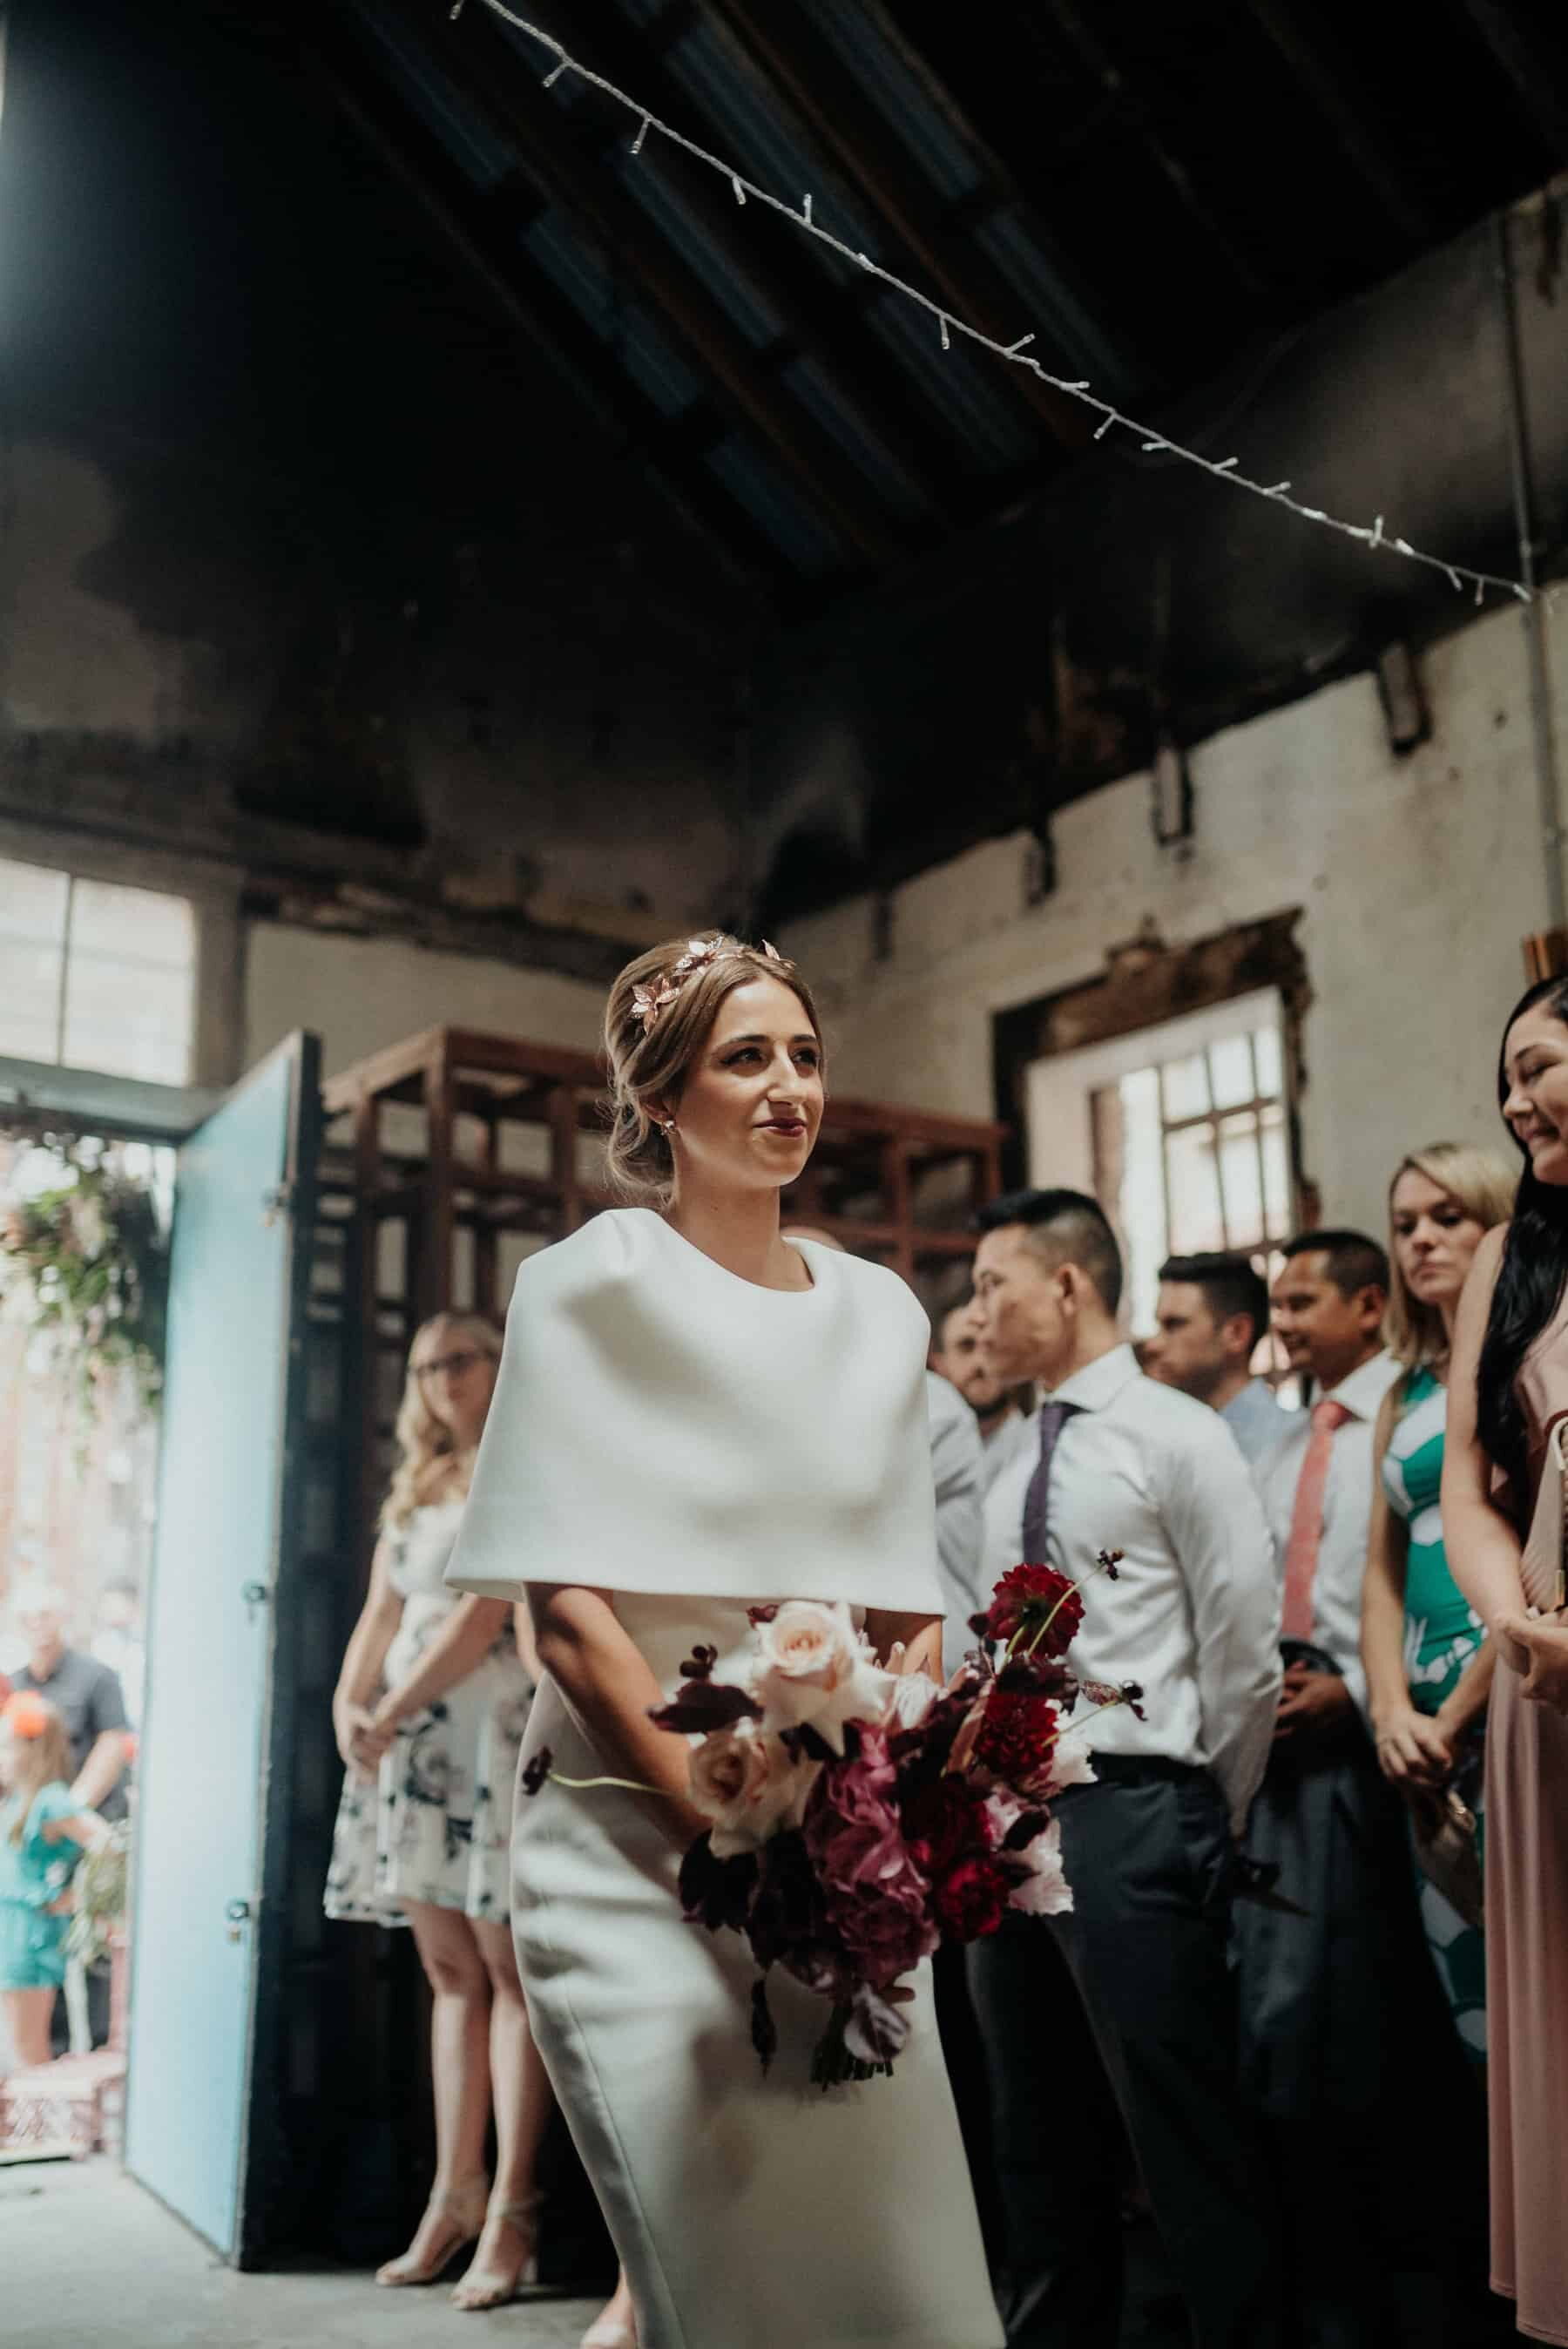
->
[1021,1401,1080,1563]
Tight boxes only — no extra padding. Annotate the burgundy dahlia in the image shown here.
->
[983,1563,1084,1655]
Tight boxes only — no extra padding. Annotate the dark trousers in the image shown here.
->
[1235,1712,1507,2349]
[968,1761,1284,2349]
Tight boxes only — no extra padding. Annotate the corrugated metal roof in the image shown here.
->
[334,0,1566,593]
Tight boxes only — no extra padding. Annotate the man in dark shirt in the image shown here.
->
[13,1582,130,1824]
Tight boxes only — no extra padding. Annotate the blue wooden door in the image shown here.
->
[125,1032,320,2260]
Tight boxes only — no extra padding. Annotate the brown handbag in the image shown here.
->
[1520,1415,1568,1615]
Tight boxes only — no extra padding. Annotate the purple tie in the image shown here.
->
[1021,1401,1080,1563]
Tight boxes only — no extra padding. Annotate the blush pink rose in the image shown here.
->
[1008,1816,1072,1916]
[689,1721,817,1858]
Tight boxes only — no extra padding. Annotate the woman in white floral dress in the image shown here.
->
[326,1311,549,2310]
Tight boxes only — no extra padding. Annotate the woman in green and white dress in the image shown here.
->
[1362,1143,1517,2058]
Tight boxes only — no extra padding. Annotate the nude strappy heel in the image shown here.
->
[450,2191,542,2312]
[375,2174,489,2287]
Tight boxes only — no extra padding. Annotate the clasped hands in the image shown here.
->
[335,1699,401,1778]
[1491,1609,1568,1715]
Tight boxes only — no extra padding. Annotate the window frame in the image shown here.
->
[0,827,243,1091]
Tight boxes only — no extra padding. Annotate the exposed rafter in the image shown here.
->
[1457,0,1568,171]
[308,14,792,590]
[1245,0,1437,247]
[511,0,975,530]
[1028,0,1274,308]
[698,0,1092,450]
[424,0,913,567]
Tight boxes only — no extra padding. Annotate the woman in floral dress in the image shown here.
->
[326,1311,548,2311]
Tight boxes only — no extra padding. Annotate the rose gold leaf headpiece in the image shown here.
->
[630,935,787,1035]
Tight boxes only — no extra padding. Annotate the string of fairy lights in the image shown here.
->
[456,0,1540,609]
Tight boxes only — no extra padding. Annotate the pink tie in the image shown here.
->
[1281,1398,1352,1642]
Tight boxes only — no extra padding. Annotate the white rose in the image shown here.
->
[751,1601,896,1756]
[688,1720,818,1858]
[1008,1816,1073,1916]
[1046,1742,1098,1793]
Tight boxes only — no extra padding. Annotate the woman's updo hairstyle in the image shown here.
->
[603,931,824,1203]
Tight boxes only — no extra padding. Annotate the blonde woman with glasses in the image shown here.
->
[326,1311,550,2311]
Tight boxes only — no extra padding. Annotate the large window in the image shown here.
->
[0,858,196,1086]
[1027,989,1296,1337]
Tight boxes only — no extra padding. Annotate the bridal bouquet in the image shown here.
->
[524,1556,1142,2086]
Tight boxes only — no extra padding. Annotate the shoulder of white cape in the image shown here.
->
[505,1206,928,1338]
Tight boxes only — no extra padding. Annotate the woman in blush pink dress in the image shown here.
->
[1443,976,1568,2347]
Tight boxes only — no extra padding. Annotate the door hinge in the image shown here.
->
[260,1182,294,1227]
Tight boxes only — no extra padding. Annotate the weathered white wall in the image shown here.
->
[781,598,1568,1238]
[244,924,605,1080]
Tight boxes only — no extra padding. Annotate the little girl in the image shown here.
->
[0,1691,105,2069]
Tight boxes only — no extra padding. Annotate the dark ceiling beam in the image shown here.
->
[513,0,972,528]
[1456,0,1568,168]
[1031,0,1274,308]
[305,18,794,594]
[859,0,1148,391]
[698,0,1092,450]
[423,0,911,568]
[1244,0,1438,246]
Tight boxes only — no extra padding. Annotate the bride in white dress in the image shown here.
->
[446,932,1002,2349]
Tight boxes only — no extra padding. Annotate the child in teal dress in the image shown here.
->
[1,1690,105,2069]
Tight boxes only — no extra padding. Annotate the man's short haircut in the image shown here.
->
[976,1188,1123,1316]
[1280,1228,1390,1300]
[1159,1252,1270,1351]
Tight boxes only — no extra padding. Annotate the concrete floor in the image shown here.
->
[4,2158,600,2348]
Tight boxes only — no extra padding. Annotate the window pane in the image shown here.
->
[0,857,70,946]
[63,956,193,1085]
[60,879,194,1082]
[1208,1032,1255,1111]
[69,878,193,972]
[1218,1112,1264,1245]
[1253,1025,1283,1099]
[1166,1120,1226,1255]
[1159,1052,1210,1122]
[1096,1067,1166,1337]
[0,939,64,1060]
[1260,1102,1292,1235]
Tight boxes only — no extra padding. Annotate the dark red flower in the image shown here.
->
[983,1563,1084,1655]
[933,1855,1010,1940]
[974,1688,1061,1786]
[903,1775,992,1876]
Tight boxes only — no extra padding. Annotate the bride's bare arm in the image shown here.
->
[529,1582,709,1844]
[865,1609,943,1678]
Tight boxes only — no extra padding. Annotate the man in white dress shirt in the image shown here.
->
[930,1296,1036,1494]
[969,1188,1284,2349]
[1240,1230,1491,2347]
[1144,1251,1287,1466]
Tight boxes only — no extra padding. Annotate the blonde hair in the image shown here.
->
[1385,1141,1518,1371]
[3,1697,73,1843]
[381,1311,503,1532]
[603,931,824,1205]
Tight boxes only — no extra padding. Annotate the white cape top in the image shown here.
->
[444,1208,945,1617]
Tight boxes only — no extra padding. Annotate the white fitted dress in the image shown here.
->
[446,1209,1001,2349]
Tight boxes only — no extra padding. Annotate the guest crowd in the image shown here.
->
[916,971,1568,2348]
